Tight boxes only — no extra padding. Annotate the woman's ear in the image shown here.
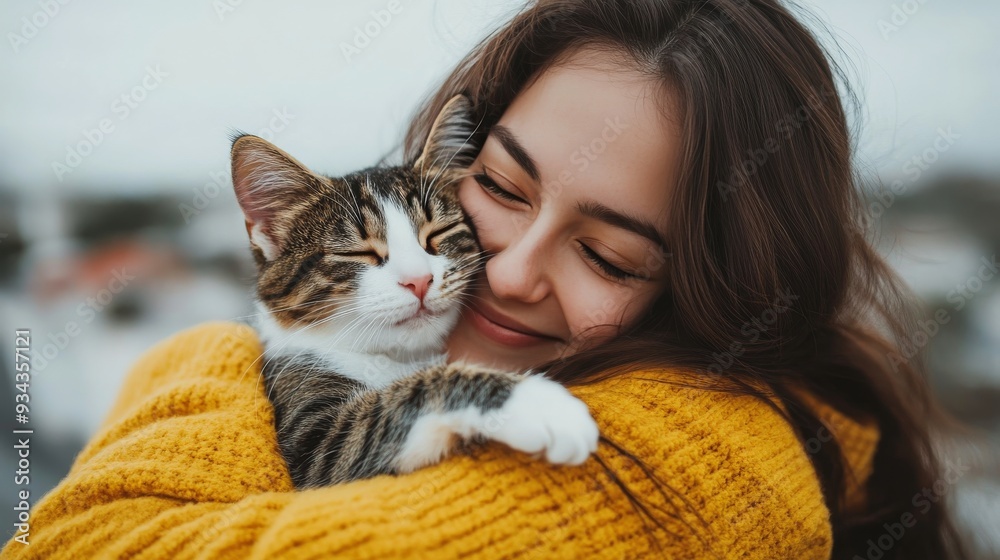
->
[230,134,316,261]
[413,94,482,178]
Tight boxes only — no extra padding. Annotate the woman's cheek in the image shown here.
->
[563,280,624,344]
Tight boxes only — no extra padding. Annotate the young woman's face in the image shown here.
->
[446,48,681,370]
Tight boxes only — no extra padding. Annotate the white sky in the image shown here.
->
[1,0,998,196]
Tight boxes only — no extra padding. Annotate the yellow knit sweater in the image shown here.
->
[2,321,879,559]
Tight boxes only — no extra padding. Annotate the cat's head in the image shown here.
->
[230,94,483,354]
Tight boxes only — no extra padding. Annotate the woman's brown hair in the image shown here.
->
[400,0,968,557]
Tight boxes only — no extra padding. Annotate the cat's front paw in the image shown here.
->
[486,375,599,465]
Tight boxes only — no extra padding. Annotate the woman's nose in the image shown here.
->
[483,217,553,304]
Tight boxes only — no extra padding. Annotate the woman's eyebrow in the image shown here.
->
[490,123,667,252]
[489,124,541,182]
[576,199,667,251]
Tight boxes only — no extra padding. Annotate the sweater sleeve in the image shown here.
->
[1,321,838,560]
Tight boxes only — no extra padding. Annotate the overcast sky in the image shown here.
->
[1,0,997,197]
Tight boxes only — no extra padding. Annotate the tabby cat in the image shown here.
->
[230,94,599,489]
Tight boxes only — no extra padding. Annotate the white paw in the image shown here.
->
[484,375,599,466]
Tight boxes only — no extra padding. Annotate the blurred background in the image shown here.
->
[1,0,998,555]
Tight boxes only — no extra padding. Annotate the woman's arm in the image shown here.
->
[1,321,838,559]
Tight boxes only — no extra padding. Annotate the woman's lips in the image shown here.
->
[467,303,558,347]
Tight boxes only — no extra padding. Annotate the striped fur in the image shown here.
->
[265,356,523,487]
[230,95,599,488]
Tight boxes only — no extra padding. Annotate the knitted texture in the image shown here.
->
[2,321,879,559]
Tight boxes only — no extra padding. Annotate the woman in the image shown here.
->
[3,1,966,558]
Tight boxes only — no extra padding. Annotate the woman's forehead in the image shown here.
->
[491,50,680,235]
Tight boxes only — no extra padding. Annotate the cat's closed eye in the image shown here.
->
[423,222,464,256]
[331,249,385,266]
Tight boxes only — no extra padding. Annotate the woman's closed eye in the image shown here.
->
[473,166,643,283]
[472,168,528,205]
[578,242,639,281]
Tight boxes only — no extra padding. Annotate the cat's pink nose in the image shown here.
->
[399,274,432,302]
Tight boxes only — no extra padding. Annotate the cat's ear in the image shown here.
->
[413,94,481,177]
[230,134,316,261]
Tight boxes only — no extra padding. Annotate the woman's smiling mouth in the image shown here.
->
[466,301,561,347]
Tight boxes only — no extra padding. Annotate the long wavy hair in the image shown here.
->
[399,0,967,557]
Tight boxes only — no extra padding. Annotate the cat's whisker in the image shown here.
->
[258,298,342,317]
[265,345,318,403]
[324,181,365,225]
[350,306,396,352]
[231,291,376,321]
[324,312,376,348]
[219,293,350,323]
[252,305,378,406]
[241,294,388,383]
[287,290,401,315]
